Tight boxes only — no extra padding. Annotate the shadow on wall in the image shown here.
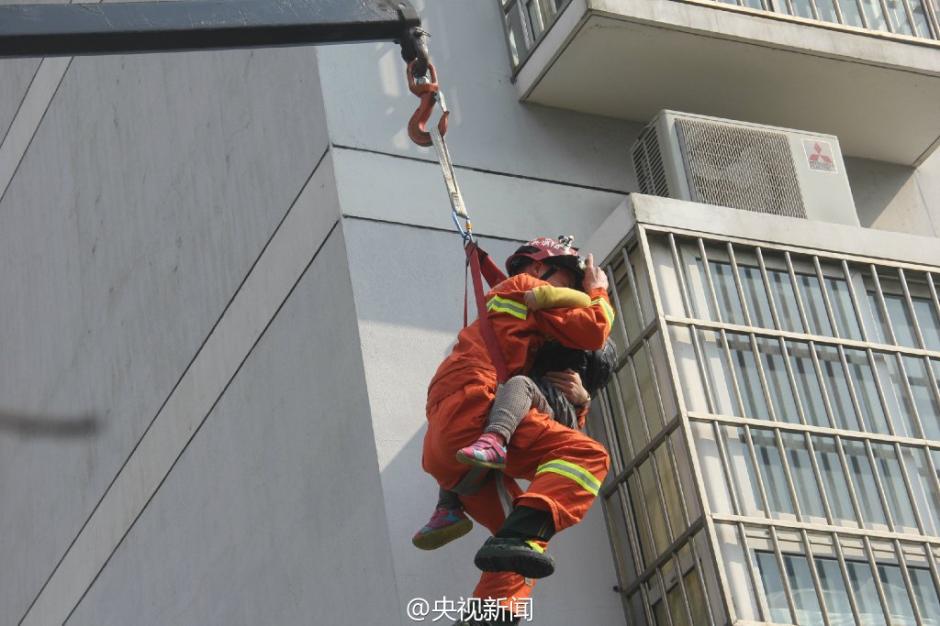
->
[0,410,100,439]
[845,157,938,236]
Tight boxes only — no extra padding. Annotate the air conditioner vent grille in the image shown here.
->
[632,125,669,197]
[676,118,806,219]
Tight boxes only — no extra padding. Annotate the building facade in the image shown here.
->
[0,1,938,625]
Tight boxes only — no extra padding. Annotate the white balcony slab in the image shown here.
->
[516,0,940,165]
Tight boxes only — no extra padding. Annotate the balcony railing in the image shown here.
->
[500,0,573,67]
[717,0,939,38]
[501,0,940,69]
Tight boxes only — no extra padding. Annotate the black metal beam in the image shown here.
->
[0,0,422,59]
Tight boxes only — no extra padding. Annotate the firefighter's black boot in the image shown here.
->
[473,506,556,579]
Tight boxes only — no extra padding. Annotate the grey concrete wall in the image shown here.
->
[343,219,628,626]
[66,226,401,626]
[0,46,331,624]
[0,58,39,141]
[847,150,940,237]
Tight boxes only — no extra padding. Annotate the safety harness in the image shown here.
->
[407,61,510,384]
[407,62,510,496]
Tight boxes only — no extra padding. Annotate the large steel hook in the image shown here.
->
[407,61,449,147]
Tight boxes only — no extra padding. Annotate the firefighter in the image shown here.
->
[422,237,615,624]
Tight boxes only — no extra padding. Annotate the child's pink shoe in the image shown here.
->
[412,507,473,550]
[456,432,508,470]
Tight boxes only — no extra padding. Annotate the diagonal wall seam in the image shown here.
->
[19,146,338,626]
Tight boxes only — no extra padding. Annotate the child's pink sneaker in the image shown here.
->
[412,507,473,551]
[456,432,508,470]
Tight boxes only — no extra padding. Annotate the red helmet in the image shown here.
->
[506,236,584,279]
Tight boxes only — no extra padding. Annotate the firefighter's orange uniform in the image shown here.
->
[423,272,615,609]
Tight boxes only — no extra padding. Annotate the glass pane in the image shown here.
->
[827,275,865,340]
[616,362,648,453]
[782,432,827,519]
[904,356,940,440]
[904,446,940,536]
[525,0,545,38]
[816,556,856,623]
[793,0,818,17]
[682,566,710,626]
[885,0,915,34]
[796,269,836,337]
[756,551,793,624]
[671,430,703,520]
[816,0,842,21]
[885,292,919,348]
[844,348,892,434]
[640,457,673,556]
[505,2,529,66]
[814,435,859,524]
[629,473,658,566]
[817,344,862,431]
[845,558,890,625]
[593,389,621,469]
[697,328,737,416]
[636,345,666,437]
[839,0,868,26]
[789,341,831,427]
[705,258,747,325]
[767,262,806,333]
[605,380,636,464]
[909,566,940,625]
[757,551,830,624]
[612,258,645,347]
[784,554,826,625]
[740,262,776,329]
[606,487,640,587]
[650,335,679,421]
[752,428,797,517]
[870,442,919,532]
[877,560,918,623]
[759,337,802,424]
[667,578,691,626]
[876,353,921,438]
[629,589,650,626]
[911,295,940,351]
[656,443,688,534]
[728,333,772,420]
[843,439,889,528]
[861,0,891,30]
[726,426,767,516]
[910,0,934,36]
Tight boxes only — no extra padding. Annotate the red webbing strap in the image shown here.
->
[463,259,469,328]
[476,246,507,287]
[467,244,510,384]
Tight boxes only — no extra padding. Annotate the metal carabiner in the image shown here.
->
[407,61,449,147]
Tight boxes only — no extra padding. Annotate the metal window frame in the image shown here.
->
[595,221,940,625]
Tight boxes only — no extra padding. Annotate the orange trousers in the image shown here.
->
[423,384,610,608]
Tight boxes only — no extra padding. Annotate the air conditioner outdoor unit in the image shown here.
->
[632,110,859,227]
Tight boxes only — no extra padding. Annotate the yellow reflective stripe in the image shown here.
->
[525,540,546,554]
[486,295,528,320]
[535,459,602,496]
[592,297,616,327]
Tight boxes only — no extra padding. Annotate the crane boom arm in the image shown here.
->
[0,0,425,63]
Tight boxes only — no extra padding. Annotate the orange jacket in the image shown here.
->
[427,273,614,407]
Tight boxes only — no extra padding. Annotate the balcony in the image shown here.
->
[501,0,940,165]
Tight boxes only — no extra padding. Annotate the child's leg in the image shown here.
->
[457,376,550,470]
[486,376,552,440]
[412,487,473,551]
